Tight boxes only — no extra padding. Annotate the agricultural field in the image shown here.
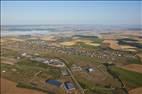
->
[1,1,142,94]
[129,87,142,94]
[120,64,142,73]
[60,35,102,48]
[1,32,142,94]
[1,78,45,94]
[1,58,65,94]
[101,31,142,52]
[110,66,142,89]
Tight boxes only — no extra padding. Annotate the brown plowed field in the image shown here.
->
[129,87,142,94]
[121,64,142,73]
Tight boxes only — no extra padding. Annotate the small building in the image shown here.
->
[118,54,122,57]
[17,56,20,60]
[45,79,62,87]
[2,70,6,73]
[21,53,27,57]
[83,66,95,73]
[64,81,75,93]
[87,68,94,72]
[43,60,49,64]
[30,57,46,62]
[25,55,32,58]
[71,64,82,71]
[48,59,65,67]
[21,53,32,58]
[86,67,95,72]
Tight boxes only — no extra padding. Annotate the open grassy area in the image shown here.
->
[1,63,40,82]
[78,79,113,94]
[16,82,47,92]
[73,35,103,42]
[1,58,61,82]
[111,66,142,88]
[126,57,142,64]
[2,42,140,94]
[1,48,20,58]
[1,58,62,94]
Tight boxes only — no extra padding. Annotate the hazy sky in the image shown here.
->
[1,1,142,25]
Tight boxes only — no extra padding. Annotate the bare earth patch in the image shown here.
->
[103,39,137,51]
[121,64,142,73]
[129,87,142,94]
[120,45,136,49]
[60,41,76,46]
[1,78,45,94]
[103,40,121,50]
[1,61,15,65]
[1,57,17,65]
[8,38,24,42]
[1,39,6,43]
[40,36,57,41]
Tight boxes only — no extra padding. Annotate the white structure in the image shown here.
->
[118,54,122,57]
[31,57,46,62]
[47,59,65,67]
[34,53,39,56]
[87,68,94,72]
[17,56,20,60]
[43,60,49,64]
[2,70,6,73]
[71,64,82,71]
[21,53,27,57]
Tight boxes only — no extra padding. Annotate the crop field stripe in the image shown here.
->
[111,66,142,87]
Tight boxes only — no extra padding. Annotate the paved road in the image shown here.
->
[3,47,85,94]
[66,67,85,94]
[61,58,85,94]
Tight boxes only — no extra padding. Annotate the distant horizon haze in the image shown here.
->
[1,1,142,25]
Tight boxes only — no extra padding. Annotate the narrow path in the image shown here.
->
[30,71,42,82]
[3,47,85,94]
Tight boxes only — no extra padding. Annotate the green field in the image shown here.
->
[1,57,62,94]
[1,46,142,94]
[1,58,61,81]
[111,66,142,88]
[78,79,113,94]
[71,42,99,49]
